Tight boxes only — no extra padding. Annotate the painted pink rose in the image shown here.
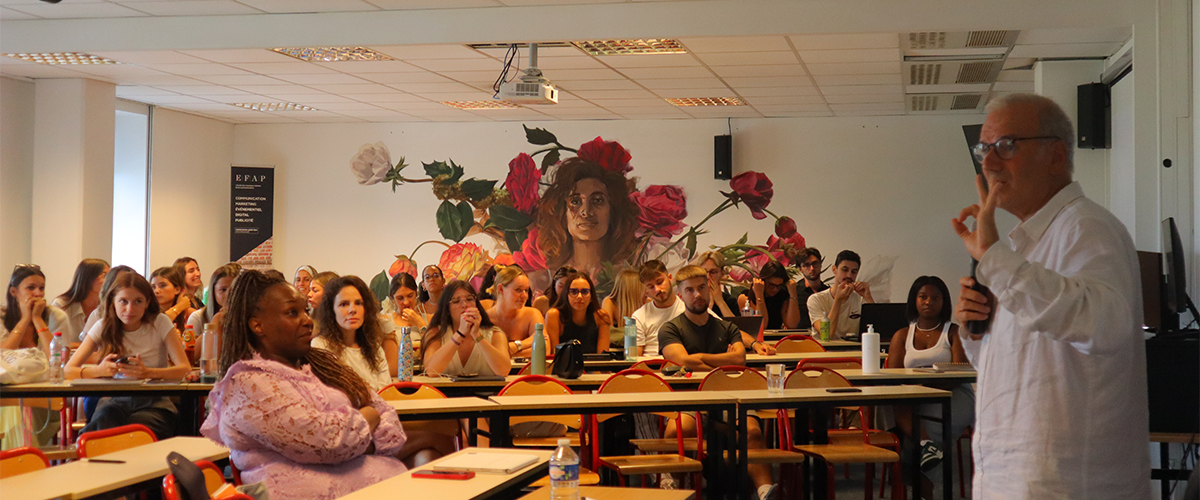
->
[630,185,688,237]
[577,136,632,174]
[765,233,806,266]
[513,228,547,272]
[728,171,774,220]
[439,243,491,281]
[505,153,541,215]
[387,255,418,279]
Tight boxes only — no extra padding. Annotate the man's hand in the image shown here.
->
[753,341,775,355]
[852,281,874,302]
[833,281,854,300]
[954,277,993,340]
[952,174,1002,261]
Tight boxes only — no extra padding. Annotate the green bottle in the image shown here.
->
[531,323,547,375]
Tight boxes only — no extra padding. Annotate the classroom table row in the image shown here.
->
[496,351,889,375]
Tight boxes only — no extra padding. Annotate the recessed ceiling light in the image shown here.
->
[573,39,687,56]
[441,100,522,110]
[666,97,745,107]
[271,47,394,62]
[231,102,318,112]
[4,52,119,65]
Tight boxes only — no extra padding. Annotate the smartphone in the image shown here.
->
[413,470,475,480]
[114,356,132,365]
[826,387,862,393]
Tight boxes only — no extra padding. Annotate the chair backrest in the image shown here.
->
[698,366,768,392]
[77,423,157,458]
[162,460,240,500]
[0,447,49,478]
[516,360,555,376]
[498,375,581,429]
[796,357,862,370]
[378,381,449,401]
[775,338,826,353]
[629,359,682,375]
[596,369,675,421]
[777,334,813,342]
[784,366,851,389]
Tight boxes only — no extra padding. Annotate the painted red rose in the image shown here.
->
[775,216,797,238]
[766,234,806,266]
[577,136,632,174]
[513,228,547,272]
[728,171,774,220]
[505,153,541,214]
[630,185,688,237]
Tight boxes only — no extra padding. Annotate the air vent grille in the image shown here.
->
[908,32,947,49]
[467,42,575,50]
[951,94,983,110]
[965,30,1011,48]
[956,62,996,84]
[910,64,942,85]
[910,95,939,111]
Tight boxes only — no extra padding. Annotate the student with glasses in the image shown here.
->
[794,247,829,325]
[420,280,510,377]
[417,265,445,320]
[545,271,610,354]
[740,261,802,330]
[485,266,545,358]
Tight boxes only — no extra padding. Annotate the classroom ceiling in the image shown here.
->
[0,0,1132,124]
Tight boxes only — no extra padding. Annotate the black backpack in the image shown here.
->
[551,339,585,379]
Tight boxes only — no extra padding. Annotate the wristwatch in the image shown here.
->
[514,339,523,350]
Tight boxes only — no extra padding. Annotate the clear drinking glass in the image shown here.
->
[767,363,785,394]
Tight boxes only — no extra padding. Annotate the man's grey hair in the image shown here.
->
[985,93,1075,173]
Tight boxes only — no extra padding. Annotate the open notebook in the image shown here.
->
[432,452,540,474]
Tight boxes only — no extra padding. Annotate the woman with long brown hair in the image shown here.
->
[535,157,640,277]
[421,280,510,377]
[52,258,109,340]
[312,275,392,390]
[150,267,195,333]
[485,266,544,358]
[201,270,408,499]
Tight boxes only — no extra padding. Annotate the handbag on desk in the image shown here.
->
[551,340,584,379]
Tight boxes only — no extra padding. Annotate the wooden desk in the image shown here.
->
[836,368,976,387]
[745,351,885,367]
[1,380,214,435]
[412,373,702,397]
[0,436,228,500]
[520,485,694,500]
[338,447,551,500]
[387,396,499,419]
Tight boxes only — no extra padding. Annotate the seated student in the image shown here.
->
[740,261,802,330]
[307,271,339,312]
[807,250,874,339]
[531,266,576,316]
[545,271,611,354]
[794,247,829,324]
[201,271,408,499]
[630,260,684,357]
[294,265,317,297]
[1,264,69,448]
[477,264,500,310]
[186,264,242,361]
[421,280,510,377]
[600,268,645,347]
[80,265,135,341]
[312,276,392,391]
[383,272,428,351]
[694,252,776,356]
[173,257,204,309]
[52,258,109,341]
[67,272,191,440]
[659,265,777,500]
[486,266,545,358]
[150,267,196,334]
[417,265,445,319]
[886,276,975,474]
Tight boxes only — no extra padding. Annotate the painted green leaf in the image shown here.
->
[735,232,749,246]
[523,124,558,146]
[489,205,533,231]
[436,200,473,241]
[504,228,529,253]
[369,271,390,304]
[685,232,698,259]
[446,159,465,184]
[423,160,450,179]
[540,149,560,171]
[461,178,497,201]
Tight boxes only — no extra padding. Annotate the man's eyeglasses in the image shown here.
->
[972,136,1060,163]
[800,260,821,269]
[568,288,591,297]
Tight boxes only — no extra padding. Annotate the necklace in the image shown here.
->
[915,322,942,332]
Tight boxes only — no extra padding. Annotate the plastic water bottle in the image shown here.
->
[398,326,414,381]
[742,301,754,317]
[820,314,832,342]
[623,317,637,361]
[200,323,218,383]
[48,332,66,383]
[531,323,546,375]
[861,324,881,374]
[549,438,580,500]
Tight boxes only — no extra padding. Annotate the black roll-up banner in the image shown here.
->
[230,166,274,268]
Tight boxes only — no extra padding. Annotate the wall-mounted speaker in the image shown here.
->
[714,135,732,180]
[1077,83,1110,149]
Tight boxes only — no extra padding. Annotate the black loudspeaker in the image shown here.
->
[714,135,732,180]
[1077,83,1110,149]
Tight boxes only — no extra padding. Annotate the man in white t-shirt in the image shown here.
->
[806,250,873,339]
[630,260,685,357]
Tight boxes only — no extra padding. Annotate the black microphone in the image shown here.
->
[965,258,993,335]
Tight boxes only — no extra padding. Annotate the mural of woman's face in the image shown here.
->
[566,178,610,242]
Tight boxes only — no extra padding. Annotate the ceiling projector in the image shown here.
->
[500,67,558,105]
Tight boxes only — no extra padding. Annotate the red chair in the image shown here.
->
[498,375,600,487]
[163,459,254,500]
[378,382,463,451]
[796,357,863,371]
[628,359,682,375]
[0,447,49,478]
[77,423,157,458]
[776,334,814,343]
[776,337,826,353]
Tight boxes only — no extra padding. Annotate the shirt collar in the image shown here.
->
[1008,181,1084,247]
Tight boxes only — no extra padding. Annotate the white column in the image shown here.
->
[0,77,36,275]
[31,78,115,294]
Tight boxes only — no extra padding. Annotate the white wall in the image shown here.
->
[1034,60,1110,208]
[148,108,234,280]
[0,77,34,276]
[227,116,983,301]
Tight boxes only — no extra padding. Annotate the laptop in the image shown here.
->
[728,315,765,335]
[858,303,908,338]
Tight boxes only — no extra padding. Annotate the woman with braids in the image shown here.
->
[312,275,393,390]
[535,157,640,278]
[201,271,407,500]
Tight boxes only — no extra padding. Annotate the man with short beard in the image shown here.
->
[795,247,829,323]
[806,250,873,339]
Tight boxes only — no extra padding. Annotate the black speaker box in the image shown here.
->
[1146,335,1199,434]
[714,135,732,180]
[1077,83,1110,149]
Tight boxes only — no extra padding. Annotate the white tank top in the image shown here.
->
[902,322,953,368]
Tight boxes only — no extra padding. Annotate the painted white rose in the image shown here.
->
[351,142,391,185]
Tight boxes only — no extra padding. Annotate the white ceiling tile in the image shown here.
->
[4,2,149,18]
[829,102,905,112]
[148,63,255,76]
[760,110,835,117]
[308,83,406,94]
[418,92,496,101]
[116,86,179,96]
[191,74,287,85]
[1009,43,1123,59]
[387,81,480,93]
[358,72,454,84]
[228,62,335,74]
[261,94,358,104]
[304,102,384,111]
[408,58,504,72]
[538,110,621,119]
[590,98,673,108]
[436,70,501,83]
[0,64,91,78]
[992,81,1035,92]
[904,83,991,94]
[477,46,583,58]
[598,54,701,68]
[179,49,298,64]
[820,84,903,95]
[734,86,820,97]
[824,94,903,104]
[1016,27,1132,45]
[135,95,219,104]
[812,73,901,86]
[523,56,606,70]
[371,44,488,60]
[1003,58,1036,70]
[805,62,902,75]
[796,48,900,64]
[555,80,641,91]
[711,65,807,78]
[376,101,464,111]
[91,50,219,65]
[651,88,737,99]
[312,60,425,73]
[538,68,626,80]
[234,0,378,13]
[113,1,261,16]
[271,73,370,85]
[743,95,826,105]
[0,7,38,19]
[722,76,812,88]
[789,33,899,50]
[618,67,714,79]
[233,116,303,123]
[639,78,728,89]
[153,85,257,95]
[834,109,905,116]
[697,51,799,66]
[677,36,792,53]
[348,93,428,103]
[682,107,761,118]
[365,0,499,8]
[167,103,245,111]
[115,74,211,85]
[997,69,1034,82]
[611,109,691,119]
[753,104,831,113]
[569,89,658,100]
[67,64,171,77]
[230,84,327,95]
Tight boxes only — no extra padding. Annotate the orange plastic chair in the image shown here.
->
[516,360,563,376]
[378,382,462,450]
[775,338,826,353]
[629,359,683,375]
[162,459,254,500]
[77,423,157,458]
[0,447,49,478]
[498,375,600,487]
[775,334,813,343]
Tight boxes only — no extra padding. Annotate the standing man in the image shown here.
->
[807,250,873,338]
[795,247,829,323]
[952,93,1148,498]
